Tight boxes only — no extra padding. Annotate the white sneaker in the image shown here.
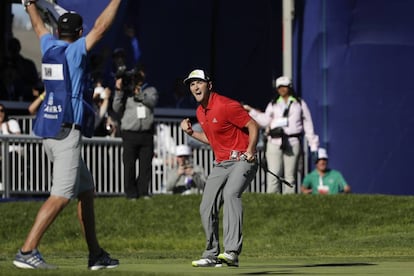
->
[218,251,239,267]
[13,249,57,269]
[192,257,222,267]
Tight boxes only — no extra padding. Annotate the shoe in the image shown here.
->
[192,256,222,267]
[13,249,57,269]
[88,249,119,270]
[218,251,239,267]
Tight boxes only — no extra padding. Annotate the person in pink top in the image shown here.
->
[243,76,319,194]
[180,69,259,268]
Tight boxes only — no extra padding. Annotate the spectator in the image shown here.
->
[243,76,319,194]
[91,78,112,137]
[301,148,351,195]
[153,123,176,167]
[0,103,23,190]
[1,37,38,101]
[105,112,120,137]
[166,144,206,195]
[87,51,120,138]
[13,1,121,270]
[0,103,22,135]
[112,64,159,199]
[181,69,259,268]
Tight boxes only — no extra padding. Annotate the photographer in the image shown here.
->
[112,64,159,199]
[166,144,206,195]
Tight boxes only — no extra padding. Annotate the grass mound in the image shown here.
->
[2,193,414,259]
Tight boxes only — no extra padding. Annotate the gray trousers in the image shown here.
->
[266,141,300,194]
[200,159,258,258]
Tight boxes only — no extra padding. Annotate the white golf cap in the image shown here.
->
[275,76,292,88]
[176,144,192,156]
[183,69,211,85]
[317,148,328,160]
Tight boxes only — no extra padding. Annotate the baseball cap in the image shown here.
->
[275,76,292,88]
[317,148,328,160]
[183,69,211,85]
[176,145,192,156]
[58,12,83,36]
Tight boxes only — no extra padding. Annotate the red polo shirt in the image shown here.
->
[196,92,251,162]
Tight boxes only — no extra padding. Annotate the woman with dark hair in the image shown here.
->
[243,76,319,194]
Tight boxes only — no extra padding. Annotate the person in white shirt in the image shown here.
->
[0,104,21,136]
[243,76,319,194]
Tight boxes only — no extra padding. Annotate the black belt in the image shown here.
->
[62,123,81,130]
[288,133,302,138]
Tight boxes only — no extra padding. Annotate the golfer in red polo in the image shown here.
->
[180,69,259,267]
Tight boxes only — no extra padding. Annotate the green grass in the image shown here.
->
[1,194,414,275]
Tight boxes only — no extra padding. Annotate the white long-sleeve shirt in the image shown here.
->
[249,96,319,151]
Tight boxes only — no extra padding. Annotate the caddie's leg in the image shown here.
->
[77,189,101,256]
[77,159,101,256]
[20,129,81,252]
[21,195,70,252]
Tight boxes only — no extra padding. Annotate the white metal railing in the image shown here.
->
[0,133,268,198]
[0,114,308,198]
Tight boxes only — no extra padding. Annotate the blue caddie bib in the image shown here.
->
[33,43,95,138]
[33,45,73,138]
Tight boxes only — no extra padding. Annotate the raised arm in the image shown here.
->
[24,1,50,39]
[180,118,210,145]
[85,0,122,51]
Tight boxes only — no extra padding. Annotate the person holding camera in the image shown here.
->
[243,76,319,194]
[112,65,159,199]
[166,144,206,195]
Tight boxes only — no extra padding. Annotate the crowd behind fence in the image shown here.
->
[0,113,308,198]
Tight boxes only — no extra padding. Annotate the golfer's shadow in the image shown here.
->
[240,262,376,275]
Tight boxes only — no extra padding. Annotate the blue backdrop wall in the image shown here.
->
[57,0,283,108]
[295,0,414,194]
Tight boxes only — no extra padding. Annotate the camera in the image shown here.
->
[113,49,134,92]
[182,159,193,169]
[112,49,146,94]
